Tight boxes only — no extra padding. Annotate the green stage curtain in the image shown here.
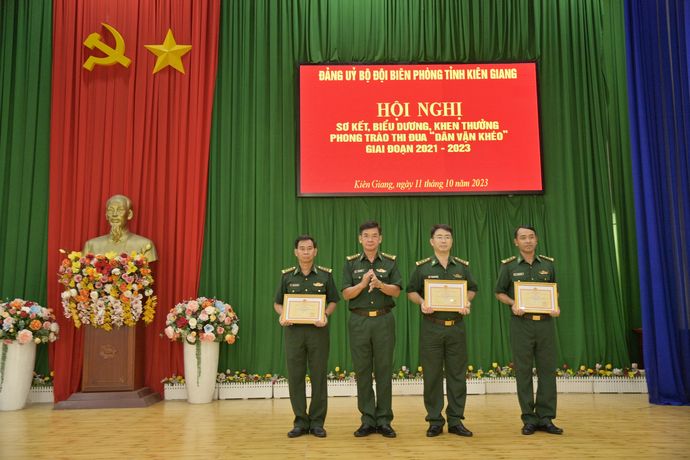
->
[0,1,52,374]
[200,0,640,378]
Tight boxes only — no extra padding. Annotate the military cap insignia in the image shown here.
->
[376,268,387,273]
[540,255,554,261]
[381,252,396,260]
[415,257,432,266]
[313,282,324,286]
[282,266,297,274]
[453,274,463,278]
[502,255,517,264]
[453,257,469,265]
[539,270,549,275]
[317,265,332,273]
[346,253,361,261]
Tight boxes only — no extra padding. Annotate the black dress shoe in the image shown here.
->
[287,426,309,438]
[354,424,377,437]
[311,426,327,437]
[521,423,536,435]
[537,422,563,434]
[377,424,397,438]
[448,423,473,437]
[426,425,443,437]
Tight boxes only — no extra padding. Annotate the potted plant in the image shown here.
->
[163,297,238,403]
[0,299,59,410]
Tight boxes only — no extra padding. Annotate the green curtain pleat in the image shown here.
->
[0,1,52,374]
[206,0,640,377]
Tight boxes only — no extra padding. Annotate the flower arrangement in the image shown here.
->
[161,370,276,385]
[161,374,185,386]
[0,299,59,392]
[553,363,644,378]
[216,369,274,383]
[0,299,60,345]
[392,365,423,380]
[32,371,54,387]
[466,365,483,379]
[163,297,239,344]
[486,362,515,378]
[58,250,156,330]
[328,366,357,382]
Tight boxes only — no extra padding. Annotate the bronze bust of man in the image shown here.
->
[83,195,158,262]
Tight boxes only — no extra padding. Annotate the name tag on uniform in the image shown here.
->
[513,272,524,276]
[290,283,300,287]
[354,269,365,273]
[427,275,439,279]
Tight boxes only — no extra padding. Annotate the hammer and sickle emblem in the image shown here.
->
[83,23,132,71]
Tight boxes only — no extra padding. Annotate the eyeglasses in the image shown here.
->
[433,235,453,240]
[361,233,380,239]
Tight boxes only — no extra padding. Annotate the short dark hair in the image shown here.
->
[431,224,453,238]
[514,225,537,239]
[359,220,382,235]
[294,235,317,249]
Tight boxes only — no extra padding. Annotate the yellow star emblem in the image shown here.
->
[145,29,191,74]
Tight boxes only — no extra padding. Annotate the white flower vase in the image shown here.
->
[183,341,219,404]
[0,341,37,411]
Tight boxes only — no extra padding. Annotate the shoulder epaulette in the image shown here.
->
[540,255,554,262]
[346,253,360,261]
[453,257,469,266]
[381,252,396,260]
[317,265,332,273]
[415,257,432,266]
[502,255,517,264]
[281,266,297,274]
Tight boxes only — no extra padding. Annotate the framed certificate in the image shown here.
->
[424,279,468,312]
[281,294,326,324]
[514,282,559,314]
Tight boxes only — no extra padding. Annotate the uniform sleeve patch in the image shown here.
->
[453,257,469,265]
[281,266,297,274]
[502,255,517,264]
[317,265,333,273]
[540,254,554,262]
[415,257,431,266]
[381,252,396,260]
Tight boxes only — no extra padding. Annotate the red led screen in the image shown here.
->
[299,62,543,196]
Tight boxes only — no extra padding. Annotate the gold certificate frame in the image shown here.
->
[282,294,326,324]
[424,279,467,312]
[514,282,559,314]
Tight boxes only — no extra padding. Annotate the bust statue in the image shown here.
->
[83,195,158,262]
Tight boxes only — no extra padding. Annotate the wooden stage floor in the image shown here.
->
[3,394,689,459]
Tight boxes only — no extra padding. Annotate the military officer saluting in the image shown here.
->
[342,221,402,438]
[406,224,477,437]
[274,235,339,438]
[494,225,563,435]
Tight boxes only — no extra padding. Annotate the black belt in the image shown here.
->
[351,307,392,317]
[521,313,550,321]
[424,315,463,326]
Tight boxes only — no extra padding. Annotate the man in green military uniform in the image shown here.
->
[342,221,402,438]
[494,225,563,435]
[274,235,339,438]
[406,224,477,438]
